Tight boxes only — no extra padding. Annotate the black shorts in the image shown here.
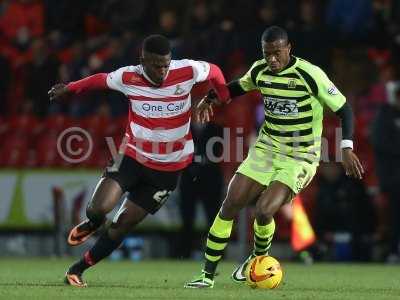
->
[102,155,181,214]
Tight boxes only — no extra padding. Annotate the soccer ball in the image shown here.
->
[245,255,283,289]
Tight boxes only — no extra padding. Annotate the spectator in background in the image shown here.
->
[326,0,373,45]
[158,9,182,52]
[52,41,87,115]
[24,38,60,118]
[100,37,131,116]
[371,87,400,263]
[100,0,148,34]
[188,0,215,35]
[183,0,216,61]
[0,0,44,51]
[60,41,87,82]
[43,0,88,47]
[177,121,224,259]
[288,0,331,70]
[243,0,280,61]
[314,162,375,261]
[355,64,396,118]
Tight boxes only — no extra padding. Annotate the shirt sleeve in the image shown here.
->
[67,73,108,94]
[238,61,261,92]
[313,66,346,112]
[106,66,130,93]
[186,60,211,83]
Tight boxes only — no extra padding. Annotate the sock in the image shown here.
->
[69,232,123,274]
[203,213,234,278]
[253,218,275,256]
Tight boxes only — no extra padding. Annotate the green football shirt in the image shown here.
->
[239,56,346,163]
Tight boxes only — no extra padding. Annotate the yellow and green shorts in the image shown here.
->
[237,145,317,194]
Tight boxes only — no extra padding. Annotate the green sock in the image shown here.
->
[203,213,233,277]
[253,218,275,256]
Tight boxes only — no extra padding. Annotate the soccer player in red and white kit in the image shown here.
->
[48,34,229,287]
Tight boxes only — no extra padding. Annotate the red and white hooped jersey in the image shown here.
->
[106,59,211,171]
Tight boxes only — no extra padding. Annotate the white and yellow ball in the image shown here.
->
[245,255,283,289]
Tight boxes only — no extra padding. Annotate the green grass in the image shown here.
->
[0,258,399,300]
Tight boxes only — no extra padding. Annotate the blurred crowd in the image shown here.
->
[0,0,400,262]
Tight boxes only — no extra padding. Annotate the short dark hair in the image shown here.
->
[261,26,289,44]
[142,34,171,55]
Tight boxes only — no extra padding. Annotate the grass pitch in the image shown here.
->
[0,258,399,300]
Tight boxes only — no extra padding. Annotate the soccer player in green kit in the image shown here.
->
[185,26,364,288]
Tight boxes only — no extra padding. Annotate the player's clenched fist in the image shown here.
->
[48,83,71,102]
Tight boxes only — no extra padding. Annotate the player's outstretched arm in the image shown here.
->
[48,73,108,102]
[48,83,72,102]
[335,102,364,179]
[310,65,365,180]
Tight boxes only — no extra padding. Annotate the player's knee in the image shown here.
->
[255,201,275,223]
[221,193,246,214]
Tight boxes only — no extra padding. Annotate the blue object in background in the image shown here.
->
[108,236,144,261]
[333,232,352,261]
[125,236,144,261]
